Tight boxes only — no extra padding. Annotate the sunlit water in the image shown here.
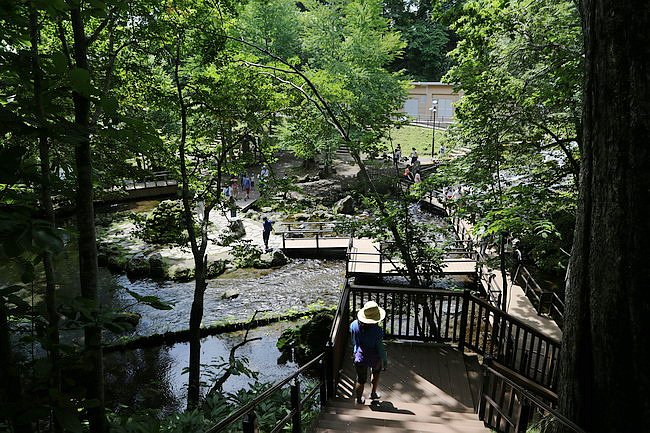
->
[113,259,345,337]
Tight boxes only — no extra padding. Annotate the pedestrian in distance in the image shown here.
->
[243,174,252,199]
[403,165,413,182]
[350,301,388,405]
[393,144,402,166]
[262,216,274,251]
[410,147,418,164]
[230,177,239,199]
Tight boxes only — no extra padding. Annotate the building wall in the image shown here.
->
[400,82,462,126]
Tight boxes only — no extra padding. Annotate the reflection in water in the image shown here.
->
[104,322,301,414]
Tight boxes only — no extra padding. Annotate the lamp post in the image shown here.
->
[429,99,438,158]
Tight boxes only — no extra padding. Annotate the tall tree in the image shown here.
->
[557,0,650,431]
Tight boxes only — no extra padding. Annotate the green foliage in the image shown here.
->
[230,240,263,268]
[109,380,321,433]
[277,310,334,364]
[132,200,189,246]
[435,0,582,274]
[385,0,451,80]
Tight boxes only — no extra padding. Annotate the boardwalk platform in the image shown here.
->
[315,343,489,432]
[281,235,477,277]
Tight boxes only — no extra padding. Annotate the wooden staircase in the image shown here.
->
[314,343,490,432]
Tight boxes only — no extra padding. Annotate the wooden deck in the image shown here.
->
[315,342,489,432]
[282,236,478,277]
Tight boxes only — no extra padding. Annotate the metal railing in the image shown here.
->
[277,221,350,251]
[517,267,565,326]
[207,280,573,433]
[348,283,561,391]
[206,352,329,433]
[122,170,177,190]
[479,358,586,433]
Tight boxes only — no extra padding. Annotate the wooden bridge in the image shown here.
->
[120,171,178,199]
[276,221,478,278]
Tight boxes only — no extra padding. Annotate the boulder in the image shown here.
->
[107,253,128,273]
[333,195,355,215]
[228,219,246,239]
[221,290,240,300]
[126,253,150,279]
[116,312,141,327]
[206,260,227,278]
[148,253,166,279]
[168,266,194,282]
[255,249,290,269]
[292,213,310,222]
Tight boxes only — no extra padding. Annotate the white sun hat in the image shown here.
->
[357,301,386,324]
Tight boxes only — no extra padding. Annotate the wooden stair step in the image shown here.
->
[327,397,475,415]
[324,402,480,422]
[317,415,488,433]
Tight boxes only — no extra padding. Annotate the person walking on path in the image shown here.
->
[393,144,402,166]
[262,216,274,251]
[350,301,388,405]
[410,147,418,164]
[243,174,252,199]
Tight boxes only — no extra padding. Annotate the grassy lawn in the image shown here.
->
[383,124,446,158]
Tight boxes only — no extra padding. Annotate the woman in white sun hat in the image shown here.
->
[349,300,388,405]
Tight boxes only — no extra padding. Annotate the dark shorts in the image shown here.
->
[354,362,381,384]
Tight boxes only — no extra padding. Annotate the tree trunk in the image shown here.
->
[70,8,106,433]
[29,8,61,426]
[557,1,650,431]
[0,299,31,433]
[173,38,208,409]
[187,258,207,408]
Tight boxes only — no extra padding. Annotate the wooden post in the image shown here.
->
[243,412,257,433]
[325,341,334,399]
[319,358,327,407]
[458,290,470,352]
[291,379,301,433]
[515,399,532,433]
[478,357,492,422]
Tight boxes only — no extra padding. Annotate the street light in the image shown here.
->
[429,99,438,158]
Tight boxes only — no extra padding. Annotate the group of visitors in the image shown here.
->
[403,165,421,183]
[222,165,272,200]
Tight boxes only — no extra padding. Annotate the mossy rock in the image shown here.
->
[206,260,227,279]
[107,253,129,273]
[168,266,194,282]
[277,311,334,365]
[148,253,166,279]
[142,200,188,245]
[126,253,150,279]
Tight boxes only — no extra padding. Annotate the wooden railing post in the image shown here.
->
[478,356,492,422]
[458,289,470,352]
[515,399,532,433]
[325,341,334,399]
[242,412,257,433]
[291,379,301,433]
[319,358,327,407]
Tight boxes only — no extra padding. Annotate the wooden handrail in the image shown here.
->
[481,359,586,433]
[206,353,324,433]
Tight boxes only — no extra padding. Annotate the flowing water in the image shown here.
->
[102,259,344,412]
